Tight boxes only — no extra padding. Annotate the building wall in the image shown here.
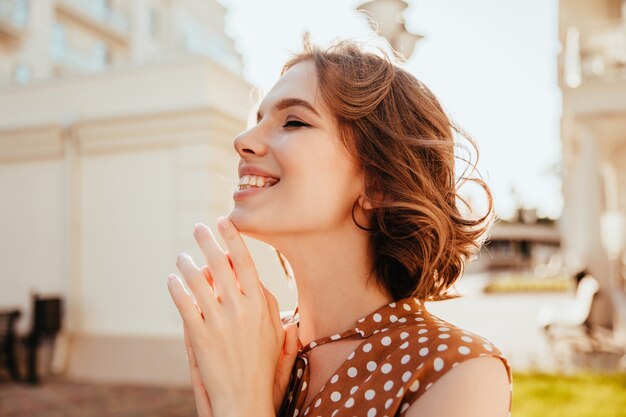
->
[0,157,67,333]
[0,0,298,386]
[558,0,626,327]
[0,56,298,385]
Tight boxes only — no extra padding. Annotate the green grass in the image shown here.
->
[512,371,626,417]
[483,275,572,293]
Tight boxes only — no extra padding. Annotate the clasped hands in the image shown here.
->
[167,216,300,417]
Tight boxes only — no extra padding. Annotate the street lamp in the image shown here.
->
[357,0,424,60]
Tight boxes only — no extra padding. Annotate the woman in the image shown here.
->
[168,34,512,417]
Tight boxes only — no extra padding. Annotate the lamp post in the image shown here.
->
[357,0,424,60]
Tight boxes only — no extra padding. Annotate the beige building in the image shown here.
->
[558,0,626,331]
[0,0,296,385]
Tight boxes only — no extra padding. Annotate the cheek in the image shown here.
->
[292,165,359,219]
[277,136,361,217]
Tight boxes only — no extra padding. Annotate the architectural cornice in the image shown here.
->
[0,125,64,163]
[0,105,245,162]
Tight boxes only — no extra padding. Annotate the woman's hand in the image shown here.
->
[273,321,299,413]
[167,217,282,417]
[183,322,213,417]
[196,265,300,414]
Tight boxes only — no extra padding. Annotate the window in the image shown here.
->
[49,22,66,60]
[184,18,206,53]
[92,0,112,18]
[13,0,29,27]
[13,62,31,84]
[147,8,159,38]
[92,41,110,69]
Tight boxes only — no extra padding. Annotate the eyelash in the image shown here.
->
[283,120,310,128]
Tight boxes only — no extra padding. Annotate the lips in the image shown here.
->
[238,164,280,180]
[235,164,281,201]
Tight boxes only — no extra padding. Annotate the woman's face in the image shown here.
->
[228,60,365,243]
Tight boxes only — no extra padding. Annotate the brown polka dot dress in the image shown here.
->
[277,296,512,417]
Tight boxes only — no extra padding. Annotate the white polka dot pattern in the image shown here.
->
[276,296,512,417]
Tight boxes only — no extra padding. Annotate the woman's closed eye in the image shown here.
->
[283,119,310,128]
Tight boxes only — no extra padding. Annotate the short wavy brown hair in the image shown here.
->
[274,33,494,302]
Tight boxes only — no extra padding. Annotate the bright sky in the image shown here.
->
[218,0,563,220]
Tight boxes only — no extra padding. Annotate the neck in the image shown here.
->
[276,225,392,347]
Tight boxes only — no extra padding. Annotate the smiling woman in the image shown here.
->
[167,32,511,417]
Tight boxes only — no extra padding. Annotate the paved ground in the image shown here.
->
[425,291,565,370]
[0,376,195,417]
[426,275,625,372]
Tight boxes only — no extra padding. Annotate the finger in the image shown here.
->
[167,275,205,336]
[283,322,300,358]
[176,253,218,316]
[222,253,243,292]
[224,252,234,269]
[201,257,238,302]
[191,299,205,320]
[216,216,263,301]
[183,324,197,367]
[275,323,299,397]
[184,325,212,417]
[193,222,241,307]
[201,266,216,291]
[259,279,282,334]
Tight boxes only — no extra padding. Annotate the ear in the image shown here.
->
[358,193,376,210]
[356,169,384,211]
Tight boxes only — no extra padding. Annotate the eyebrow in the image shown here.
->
[256,97,321,122]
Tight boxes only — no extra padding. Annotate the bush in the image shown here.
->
[512,371,626,417]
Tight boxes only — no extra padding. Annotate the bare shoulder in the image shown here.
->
[404,356,510,417]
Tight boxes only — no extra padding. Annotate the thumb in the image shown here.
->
[282,321,300,361]
[274,322,300,400]
[259,279,283,334]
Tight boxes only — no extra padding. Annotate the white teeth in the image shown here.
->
[238,181,277,190]
[238,183,275,191]
[238,174,279,187]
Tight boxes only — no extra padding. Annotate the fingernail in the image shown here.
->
[168,274,177,282]
[194,223,209,234]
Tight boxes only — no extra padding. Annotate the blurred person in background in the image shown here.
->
[167,33,512,417]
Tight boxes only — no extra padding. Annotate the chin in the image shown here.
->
[226,209,272,242]
[226,207,303,252]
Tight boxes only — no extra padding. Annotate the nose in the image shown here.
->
[233,124,269,157]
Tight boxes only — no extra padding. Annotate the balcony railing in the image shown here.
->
[564,19,626,87]
[181,31,243,75]
[55,0,129,43]
[51,42,109,73]
[0,0,28,35]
